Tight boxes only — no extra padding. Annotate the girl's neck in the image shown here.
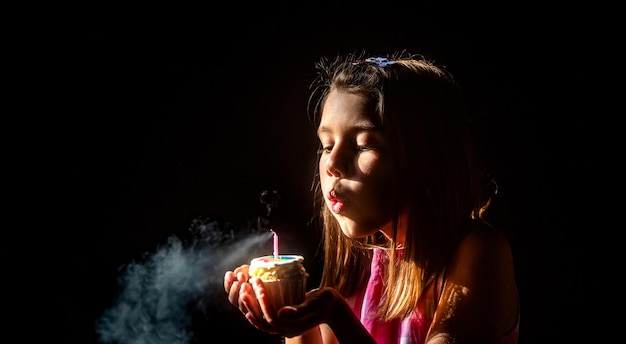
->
[380,206,409,247]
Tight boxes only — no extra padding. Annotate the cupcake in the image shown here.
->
[248,255,308,309]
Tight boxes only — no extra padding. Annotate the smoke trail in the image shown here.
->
[95,217,274,344]
[259,189,281,217]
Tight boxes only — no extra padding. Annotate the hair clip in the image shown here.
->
[353,57,397,67]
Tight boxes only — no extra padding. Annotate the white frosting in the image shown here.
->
[249,255,307,281]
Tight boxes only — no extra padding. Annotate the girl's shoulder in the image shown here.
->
[448,221,517,286]
[434,220,519,340]
[457,220,513,260]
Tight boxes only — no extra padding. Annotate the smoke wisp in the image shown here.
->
[95,217,274,344]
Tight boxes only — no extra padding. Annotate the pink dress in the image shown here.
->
[346,248,519,344]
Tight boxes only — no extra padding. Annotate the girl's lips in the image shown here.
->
[328,190,344,213]
[328,190,339,201]
[331,201,344,213]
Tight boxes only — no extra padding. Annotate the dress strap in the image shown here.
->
[435,268,447,304]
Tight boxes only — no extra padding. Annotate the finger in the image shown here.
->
[241,283,262,317]
[227,280,243,306]
[245,311,276,334]
[243,297,265,321]
[224,271,236,293]
[239,282,257,313]
[252,278,278,325]
[236,271,248,283]
[234,265,250,279]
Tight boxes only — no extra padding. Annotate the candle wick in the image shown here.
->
[271,229,279,258]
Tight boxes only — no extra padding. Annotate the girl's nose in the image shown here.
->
[324,144,350,178]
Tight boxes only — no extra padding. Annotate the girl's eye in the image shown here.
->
[317,144,377,155]
[317,146,333,155]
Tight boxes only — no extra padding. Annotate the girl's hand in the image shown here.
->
[224,265,258,317]
[226,274,373,343]
[248,281,339,338]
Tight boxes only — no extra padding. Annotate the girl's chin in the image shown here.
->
[338,222,379,239]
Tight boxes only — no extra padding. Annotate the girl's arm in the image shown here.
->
[283,289,375,344]
[426,225,519,344]
[284,325,324,344]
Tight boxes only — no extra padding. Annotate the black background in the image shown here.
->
[17,3,612,343]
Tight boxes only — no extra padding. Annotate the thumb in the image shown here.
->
[277,306,298,319]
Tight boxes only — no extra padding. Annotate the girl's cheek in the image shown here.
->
[319,175,330,193]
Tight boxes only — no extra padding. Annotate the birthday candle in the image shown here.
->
[272,230,279,257]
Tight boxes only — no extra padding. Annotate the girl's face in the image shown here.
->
[318,89,394,239]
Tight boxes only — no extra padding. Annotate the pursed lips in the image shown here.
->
[328,189,345,213]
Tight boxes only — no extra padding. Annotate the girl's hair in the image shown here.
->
[307,50,494,321]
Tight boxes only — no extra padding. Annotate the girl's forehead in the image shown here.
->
[322,90,371,116]
[319,109,376,133]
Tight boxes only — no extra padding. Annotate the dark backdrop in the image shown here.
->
[22,4,609,343]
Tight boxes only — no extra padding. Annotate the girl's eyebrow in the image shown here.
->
[317,123,377,136]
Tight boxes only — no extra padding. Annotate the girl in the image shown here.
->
[224,51,519,344]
